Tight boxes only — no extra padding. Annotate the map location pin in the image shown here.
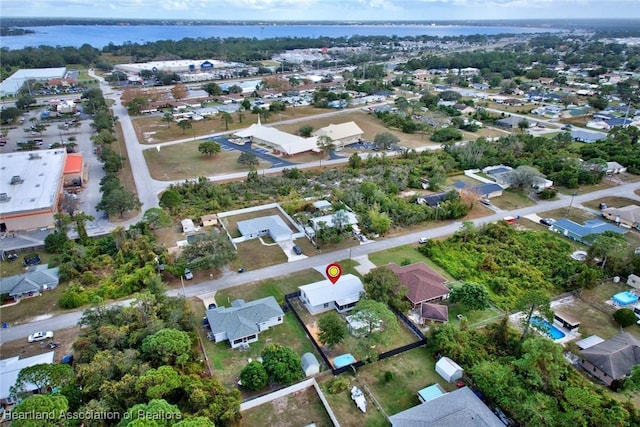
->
[326,263,343,285]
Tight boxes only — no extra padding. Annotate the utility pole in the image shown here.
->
[567,191,578,214]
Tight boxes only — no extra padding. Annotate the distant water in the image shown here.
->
[0,24,558,50]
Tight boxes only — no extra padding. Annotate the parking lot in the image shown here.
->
[211,136,295,169]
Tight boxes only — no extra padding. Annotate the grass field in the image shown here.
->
[489,188,536,210]
[240,387,334,427]
[143,141,267,180]
[230,238,289,272]
[582,196,638,210]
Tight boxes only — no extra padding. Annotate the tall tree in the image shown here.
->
[261,344,303,385]
[141,328,192,366]
[363,266,409,311]
[220,111,233,130]
[318,312,348,348]
[161,112,174,128]
[449,281,490,311]
[172,83,188,100]
[177,119,192,135]
[586,231,628,270]
[239,361,268,391]
[516,290,552,342]
[198,140,221,157]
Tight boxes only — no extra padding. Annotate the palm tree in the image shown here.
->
[316,135,336,167]
[162,112,174,128]
[177,119,192,135]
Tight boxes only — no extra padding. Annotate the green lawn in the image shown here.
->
[230,238,289,273]
[447,303,503,328]
[489,188,535,210]
[368,245,456,282]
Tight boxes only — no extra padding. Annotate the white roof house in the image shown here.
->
[237,215,293,242]
[0,351,55,404]
[181,218,196,234]
[299,274,364,315]
[235,123,319,156]
[0,150,67,231]
[309,210,358,231]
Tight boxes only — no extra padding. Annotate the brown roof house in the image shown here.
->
[387,263,449,324]
[580,332,640,386]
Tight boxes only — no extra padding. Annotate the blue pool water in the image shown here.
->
[333,353,355,368]
[612,291,639,306]
[531,317,566,340]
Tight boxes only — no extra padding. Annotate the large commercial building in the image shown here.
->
[0,68,67,97]
[0,149,67,232]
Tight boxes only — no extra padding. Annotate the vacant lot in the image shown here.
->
[583,196,638,210]
[241,387,333,427]
[143,141,266,180]
[230,238,289,272]
[490,188,536,210]
[0,326,80,362]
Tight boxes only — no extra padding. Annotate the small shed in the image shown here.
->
[200,214,218,227]
[628,274,640,289]
[301,352,320,377]
[435,356,464,383]
[181,218,195,234]
[575,335,605,350]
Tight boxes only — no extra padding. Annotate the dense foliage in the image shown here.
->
[430,322,640,426]
[72,286,241,425]
[419,221,604,308]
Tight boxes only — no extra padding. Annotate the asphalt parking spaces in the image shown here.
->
[211,136,294,168]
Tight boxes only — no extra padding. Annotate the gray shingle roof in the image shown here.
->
[389,386,504,427]
[581,332,640,379]
[0,267,59,297]
[206,296,283,342]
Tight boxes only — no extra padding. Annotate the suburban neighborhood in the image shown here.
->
[1,14,640,427]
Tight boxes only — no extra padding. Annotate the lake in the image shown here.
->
[1,24,559,50]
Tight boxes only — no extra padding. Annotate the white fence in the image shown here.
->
[240,378,341,426]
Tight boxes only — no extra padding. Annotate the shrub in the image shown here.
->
[538,188,558,200]
[326,376,350,394]
[384,371,394,383]
[613,308,637,327]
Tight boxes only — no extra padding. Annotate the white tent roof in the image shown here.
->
[436,357,463,379]
[235,124,319,155]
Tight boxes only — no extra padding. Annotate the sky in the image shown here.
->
[2,0,640,21]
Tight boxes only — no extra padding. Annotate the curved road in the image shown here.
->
[2,181,639,344]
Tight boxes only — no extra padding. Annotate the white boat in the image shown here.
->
[351,386,367,413]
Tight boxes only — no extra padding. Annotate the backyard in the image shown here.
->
[240,387,334,427]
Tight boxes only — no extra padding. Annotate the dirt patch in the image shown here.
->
[0,327,80,361]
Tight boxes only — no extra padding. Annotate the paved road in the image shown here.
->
[2,181,639,344]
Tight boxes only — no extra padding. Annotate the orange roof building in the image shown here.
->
[63,153,84,187]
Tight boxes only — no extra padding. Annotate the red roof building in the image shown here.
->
[387,262,449,309]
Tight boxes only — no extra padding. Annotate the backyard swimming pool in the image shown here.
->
[531,317,566,340]
[612,291,639,306]
[333,353,355,368]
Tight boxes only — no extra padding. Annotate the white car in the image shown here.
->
[418,237,429,244]
[28,331,53,343]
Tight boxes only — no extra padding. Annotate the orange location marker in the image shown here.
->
[326,263,343,285]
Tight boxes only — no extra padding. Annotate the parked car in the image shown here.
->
[480,199,491,206]
[292,245,303,255]
[23,254,41,266]
[599,202,608,210]
[418,237,429,244]
[61,354,74,365]
[184,268,193,280]
[28,331,53,343]
[539,218,556,226]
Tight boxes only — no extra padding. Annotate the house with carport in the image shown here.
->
[205,296,284,349]
[299,274,364,315]
[550,218,627,244]
[602,205,640,229]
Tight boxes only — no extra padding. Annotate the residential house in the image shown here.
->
[386,263,448,309]
[1,351,55,405]
[495,116,533,129]
[453,181,504,199]
[237,215,293,243]
[389,386,504,427]
[299,274,364,315]
[205,296,284,349]
[550,218,627,244]
[308,210,358,234]
[181,218,196,234]
[0,266,60,301]
[571,129,608,143]
[602,205,640,229]
[416,192,448,207]
[453,104,475,115]
[580,332,640,386]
